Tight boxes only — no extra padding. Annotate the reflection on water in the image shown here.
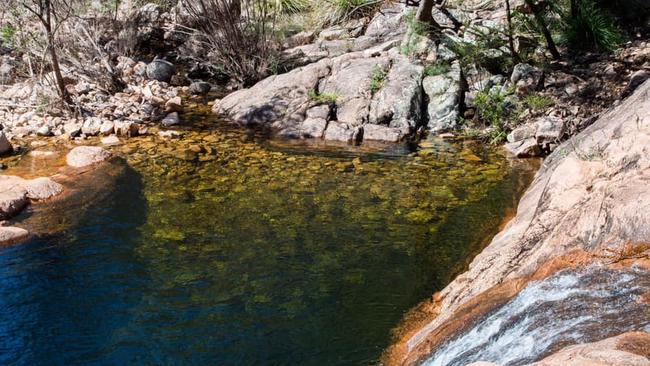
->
[0,123,535,365]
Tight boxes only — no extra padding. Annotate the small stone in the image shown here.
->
[24,177,63,200]
[165,96,182,112]
[158,130,182,139]
[63,122,82,137]
[507,124,537,143]
[146,59,176,82]
[36,125,52,136]
[81,117,102,136]
[189,81,211,95]
[161,112,180,127]
[99,120,114,136]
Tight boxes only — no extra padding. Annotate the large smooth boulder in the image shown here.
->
[215,58,332,127]
[146,59,176,83]
[423,61,464,133]
[66,146,112,168]
[369,55,424,136]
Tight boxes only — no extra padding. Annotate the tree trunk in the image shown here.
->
[505,0,520,61]
[525,0,561,60]
[415,0,438,28]
[44,23,72,106]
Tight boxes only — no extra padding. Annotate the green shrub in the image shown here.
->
[0,25,16,44]
[309,89,339,104]
[424,62,451,77]
[369,65,387,93]
[444,25,513,74]
[273,0,308,14]
[474,89,509,144]
[400,10,430,56]
[316,0,380,25]
[564,0,625,52]
[522,93,555,110]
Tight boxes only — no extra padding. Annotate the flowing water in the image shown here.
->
[0,119,535,365]
[421,265,650,366]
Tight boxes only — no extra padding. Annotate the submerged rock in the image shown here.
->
[66,146,112,168]
[0,226,29,246]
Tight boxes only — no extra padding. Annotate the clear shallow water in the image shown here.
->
[0,125,534,365]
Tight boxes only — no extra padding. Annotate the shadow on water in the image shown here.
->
[0,162,148,365]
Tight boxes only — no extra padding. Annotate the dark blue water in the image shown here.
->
[0,139,533,366]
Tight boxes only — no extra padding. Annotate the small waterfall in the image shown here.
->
[421,265,650,366]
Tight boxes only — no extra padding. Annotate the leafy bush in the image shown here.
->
[564,0,625,52]
[474,89,508,144]
[522,93,555,110]
[369,65,387,93]
[424,62,450,77]
[309,89,339,104]
[0,25,17,44]
[444,25,513,74]
[316,0,380,25]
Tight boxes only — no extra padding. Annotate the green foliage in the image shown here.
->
[273,0,308,14]
[400,10,430,56]
[564,0,625,52]
[522,93,555,110]
[309,89,339,104]
[445,25,513,74]
[369,65,387,93]
[424,62,451,77]
[316,0,380,25]
[0,25,16,44]
[474,89,508,144]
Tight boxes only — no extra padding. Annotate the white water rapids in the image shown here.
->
[421,265,650,366]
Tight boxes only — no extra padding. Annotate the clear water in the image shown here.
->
[0,124,534,366]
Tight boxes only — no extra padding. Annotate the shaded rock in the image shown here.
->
[66,146,112,168]
[189,81,211,95]
[362,124,402,142]
[0,226,29,246]
[323,121,360,143]
[0,131,13,155]
[622,69,650,98]
[114,121,139,137]
[301,118,328,138]
[511,63,544,91]
[24,177,63,200]
[504,137,542,158]
[146,59,175,82]
[161,112,180,127]
[369,55,424,135]
[423,61,463,133]
[170,74,190,86]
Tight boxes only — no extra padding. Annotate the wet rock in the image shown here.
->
[146,59,176,83]
[158,130,182,139]
[362,124,402,142]
[0,131,13,155]
[36,125,52,137]
[423,61,463,133]
[504,138,542,158]
[66,146,112,168]
[323,121,360,143]
[189,81,212,95]
[0,177,27,219]
[101,135,121,145]
[0,226,29,246]
[161,112,180,127]
[24,177,63,200]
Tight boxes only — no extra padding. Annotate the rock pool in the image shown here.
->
[0,119,536,365]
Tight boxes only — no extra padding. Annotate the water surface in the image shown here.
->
[0,123,535,365]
